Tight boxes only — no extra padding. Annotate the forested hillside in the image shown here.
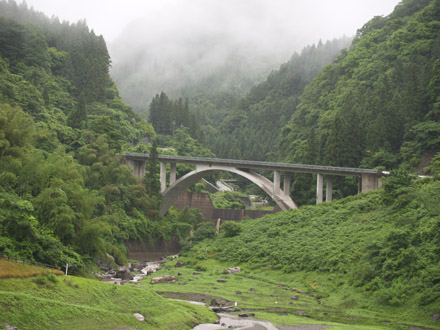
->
[0,1,202,271]
[202,37,352,160]
[276,0,440,204]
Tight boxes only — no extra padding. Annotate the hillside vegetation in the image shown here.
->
[0,262,214,330]
[276,0,440,204]
[0,1,207,272]
[201,37,352,161]
[178,174,440,328]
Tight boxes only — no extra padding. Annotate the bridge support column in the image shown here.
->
[361,173,380,192]
[283,173,291,196]
[326,176,333,202]
[316,173,324,204]
[170,163,176,185]
[124,159,146,179]
[273,170,280,195]
[160,162,167,193]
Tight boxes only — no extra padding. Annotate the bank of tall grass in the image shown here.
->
[0,263,215,330]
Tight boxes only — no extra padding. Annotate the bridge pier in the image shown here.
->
[273,170,281,195]
[123,159,146,180]
[317,174,333,204]
[316,174,324,204]
[170,163,176,184]
[160,162,167,193]
[326,176,333,202]
[361,173,381,192]
[283,173,291,196]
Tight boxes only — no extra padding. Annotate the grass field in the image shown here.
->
[0,259,63,278]
[142,257,440,330]
[0,259,216,330]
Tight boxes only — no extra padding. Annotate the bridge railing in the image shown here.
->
[124,152,383,177]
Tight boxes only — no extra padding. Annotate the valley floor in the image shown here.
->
[144,258,440,330]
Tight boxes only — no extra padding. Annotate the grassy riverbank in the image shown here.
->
[0,260,215,330]
[144,258,439,329]
[143,177,440,330]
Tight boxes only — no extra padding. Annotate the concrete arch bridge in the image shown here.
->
[123,153,383,216]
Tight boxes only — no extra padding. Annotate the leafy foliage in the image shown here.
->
[192,177,440,310]
[201,37,352,161]
[0,2,187,269]
[277,0,440,203]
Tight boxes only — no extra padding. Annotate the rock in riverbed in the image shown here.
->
[150,275,177,284]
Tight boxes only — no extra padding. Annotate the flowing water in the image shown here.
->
[191,312,279,330]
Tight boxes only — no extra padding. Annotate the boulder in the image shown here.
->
[4,324,18,330]
[295,310,309,317]
[97,254,115,272]
[193,271,201,275]
[130,262,142,271]
[175,261,185,267]
[115,268,133,281]
[178,282,187,285]
[433,313,440,321]
[133,313,145,322]
[291,295,299,300]
[249,288,255,292]
[150,275,177,284]
[225,267,241,274]
[217,279,227,283]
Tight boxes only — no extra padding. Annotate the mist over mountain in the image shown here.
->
[109,18,292,113]
[108,0,385,114]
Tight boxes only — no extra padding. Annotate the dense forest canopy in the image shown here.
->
[200,37,352,161]
[0,0,205,270]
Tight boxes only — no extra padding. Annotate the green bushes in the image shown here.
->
[193,223,217,243]
[220,221,242,237]
[193,177,440,309]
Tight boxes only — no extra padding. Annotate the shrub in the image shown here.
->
[220,221,242,237]
[193,223,217,243]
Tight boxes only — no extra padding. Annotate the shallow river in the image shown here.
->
[108,261,329,330]
[191,312,278,330]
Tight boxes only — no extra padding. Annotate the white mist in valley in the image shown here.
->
[23,0,400,113]
[107,0,399,112]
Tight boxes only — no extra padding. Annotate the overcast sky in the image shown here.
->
[23,0,400,45]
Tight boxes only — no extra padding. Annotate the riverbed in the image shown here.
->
[107,259,332,330]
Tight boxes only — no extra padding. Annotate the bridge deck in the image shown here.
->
[124,152,382,177]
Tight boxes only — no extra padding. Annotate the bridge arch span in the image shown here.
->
[160,164,297,215]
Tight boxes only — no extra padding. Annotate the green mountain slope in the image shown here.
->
[0,1,179,270]
[276,0,440,203]
[202,37,352,160]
